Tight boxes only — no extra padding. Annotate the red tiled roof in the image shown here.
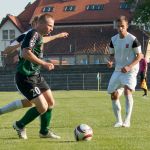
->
[17,0,40,31]
[8,15,25,32]
[0,15,24,32]
[0,0,132,31]
[32,0,131,24]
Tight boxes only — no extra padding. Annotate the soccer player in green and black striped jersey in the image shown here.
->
[12,13,66,139]
[1,19,68,115]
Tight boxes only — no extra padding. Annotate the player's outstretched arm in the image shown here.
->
[22,48,54,71]
[43,32,69,43]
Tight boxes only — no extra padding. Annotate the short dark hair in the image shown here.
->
[117,15,128,23]
[38,13,54,23]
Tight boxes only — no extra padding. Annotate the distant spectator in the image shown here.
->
[139,54,148,97]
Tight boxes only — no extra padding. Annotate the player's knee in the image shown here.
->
[124,86,132,95]
[21,99,33,107]
[111,91,119,100]
[37,104,48,114]
[47,98,55,108]
[38,107,48,114]
[48,100,55,108]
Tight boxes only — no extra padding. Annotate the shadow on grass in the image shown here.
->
[0,137,76,143]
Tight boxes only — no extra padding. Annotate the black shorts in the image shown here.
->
[15,72,50,100]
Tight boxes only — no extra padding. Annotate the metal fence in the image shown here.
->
[43,73,112,90]
[0,72,149,91]
[0,73,112,91]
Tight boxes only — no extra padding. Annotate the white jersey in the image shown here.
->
[109,32,141,73]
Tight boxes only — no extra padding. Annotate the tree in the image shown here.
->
[127,0,150,26]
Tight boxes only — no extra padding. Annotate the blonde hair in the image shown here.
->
[31,16,39,26]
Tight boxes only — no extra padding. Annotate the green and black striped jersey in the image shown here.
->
[17,29,43,76]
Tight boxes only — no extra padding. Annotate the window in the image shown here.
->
[2,30,8,40]
[2,30,15,40]
[120,2,130,9]
[86,4,104,11]
[64,5,76,11]
[9,30,15,39]
[42,6,54,12]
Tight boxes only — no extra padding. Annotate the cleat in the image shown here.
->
[13,122,27,139]
[39,130,61,139]
[122,122,130,128]
[114,122,123,128]
[142,94,148,97]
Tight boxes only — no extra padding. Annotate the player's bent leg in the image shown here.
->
[123,86,133,128]
[31,94,49,114]
[111,91,123,127]
[13,95,48,139]
[21,99,33,107]
[0,99,23,115]
[0,98,33,115]
[39,108,61,139]
[42,89,55,108]
[39,89,60,139]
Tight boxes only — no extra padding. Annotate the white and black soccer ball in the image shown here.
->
[74,124,93,141]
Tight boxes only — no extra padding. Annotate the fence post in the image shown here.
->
[67,74,69,90]
[83,73,85,90]
[97,72,100,91]
[99,73,101,90]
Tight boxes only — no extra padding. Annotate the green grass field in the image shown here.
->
[0,90,150,150]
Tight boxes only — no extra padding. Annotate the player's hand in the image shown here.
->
[49,59,59,65]
[43,62,54,71]
[107,61,113,68]
[58,32,69,38]
[121,66,131,73]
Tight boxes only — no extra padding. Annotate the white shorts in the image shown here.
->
[107,71,138,94]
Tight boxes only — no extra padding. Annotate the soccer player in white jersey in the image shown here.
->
[107,16,142,128]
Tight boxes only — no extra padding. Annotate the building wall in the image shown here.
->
[0,20,21,66]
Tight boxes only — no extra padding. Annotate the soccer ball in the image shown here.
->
[74,124,93,141]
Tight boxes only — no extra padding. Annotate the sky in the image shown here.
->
[0,0,36,22]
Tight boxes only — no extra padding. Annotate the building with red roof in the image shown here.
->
[0,0,149,66]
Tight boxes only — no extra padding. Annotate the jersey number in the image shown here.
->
[32,87,41,97]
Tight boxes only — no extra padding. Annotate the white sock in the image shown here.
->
[112,100,122,123]
[0,100,23,115]
[125,94,133,123]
